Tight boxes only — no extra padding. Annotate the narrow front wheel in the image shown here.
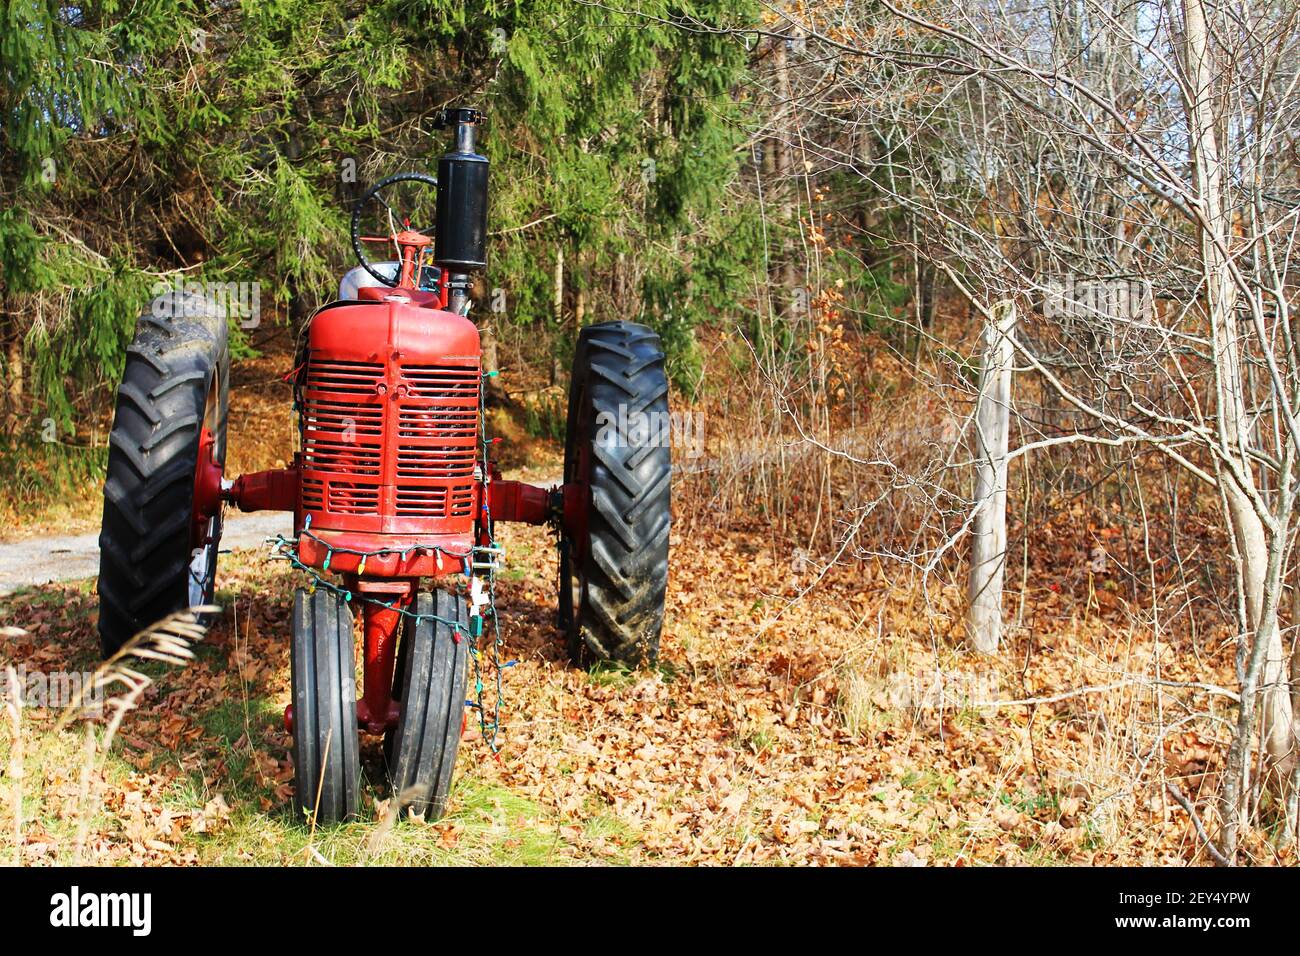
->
[384,590,470,819]
[291,588,361,825]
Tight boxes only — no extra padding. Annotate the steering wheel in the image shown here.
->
[350,172,439,288]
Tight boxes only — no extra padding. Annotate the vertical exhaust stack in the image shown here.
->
[433,107,489,314]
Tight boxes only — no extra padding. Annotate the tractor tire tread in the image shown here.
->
[565,321,671,667]
[385,591,469,819]
[291,588,361,824]
[97,293,229,656]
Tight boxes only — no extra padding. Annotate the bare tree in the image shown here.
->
[969,301,1016,654]
[758,0,1300,859]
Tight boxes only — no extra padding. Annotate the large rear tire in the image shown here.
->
[97,291,230,657]
[384,591,469,819]
[291,588,361,825]
[562,321,671,668]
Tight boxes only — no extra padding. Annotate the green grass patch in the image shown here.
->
[192,778,613,866]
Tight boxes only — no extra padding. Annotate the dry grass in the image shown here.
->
[5,666,22,864]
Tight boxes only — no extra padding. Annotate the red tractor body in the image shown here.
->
[296,297,482,577]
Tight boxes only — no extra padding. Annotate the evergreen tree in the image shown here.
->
[0,0,764,470]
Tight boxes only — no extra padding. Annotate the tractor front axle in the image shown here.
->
[221,464,567,531]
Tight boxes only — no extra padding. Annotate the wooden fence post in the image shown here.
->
[968,300,1015,654]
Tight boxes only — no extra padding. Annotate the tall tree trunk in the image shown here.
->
[481,325,504,404]
[773,31,800,319]
[6,332,22,421]
[3,298,22,426]
[472,276,505,405]
[575,248,586,328]
[551,245,565,386]
[614,251,627,319]
[1183,0,1296,857]
[968,301,1015,654]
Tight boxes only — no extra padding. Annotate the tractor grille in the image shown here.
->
[305,359,385,394]
[301,351,478,521]
[327,481,380,515]
[302,396,384,477]
[394,486,447,514]
[400,364,480,399]
[394,363,477,516]
[397,406,477,440]
[395,445,476,478]
[300,476,325,512]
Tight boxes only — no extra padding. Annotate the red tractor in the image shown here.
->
[96,108,671,823]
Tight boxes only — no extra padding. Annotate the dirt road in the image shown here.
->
[0,511,293,595]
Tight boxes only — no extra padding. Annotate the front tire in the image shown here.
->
[384,591,469,819]
[562,321,671,667]
[291,588,361,825]
[97,291,229,657]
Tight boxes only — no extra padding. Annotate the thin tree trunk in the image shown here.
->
[575,249,586,329]
[1183,0,1295,858]
[551,244,564,386]
[6,339,21,412]
[4,301,22,422]
[615,251,627,317]
[773,31,799,319]
[474,274,505,404]
[968,300,1015,654]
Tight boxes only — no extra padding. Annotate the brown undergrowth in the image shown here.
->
[0,503,1277,865]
